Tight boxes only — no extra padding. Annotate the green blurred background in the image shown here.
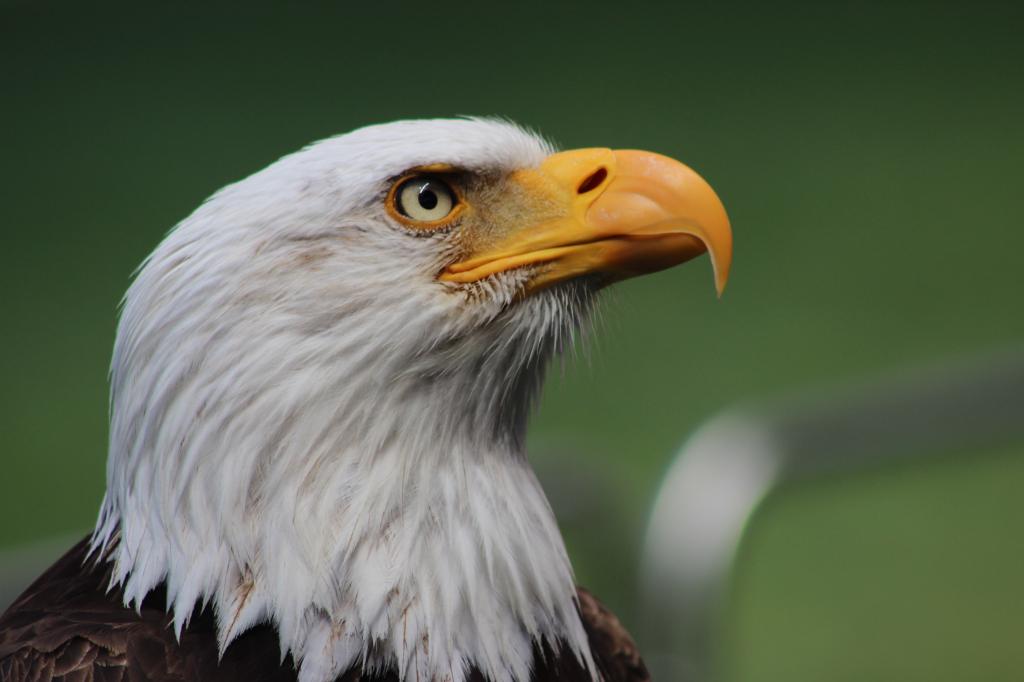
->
[2,2,1023,680]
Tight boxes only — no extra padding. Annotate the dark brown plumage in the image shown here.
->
[0,540,649,682]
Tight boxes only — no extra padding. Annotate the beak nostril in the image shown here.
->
[577,167,608,194]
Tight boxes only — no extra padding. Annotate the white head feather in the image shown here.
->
[91,119,599,682]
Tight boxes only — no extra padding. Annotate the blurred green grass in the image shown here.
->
[1,2,1022,680]
[730,445,1024,682]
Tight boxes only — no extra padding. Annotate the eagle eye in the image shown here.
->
[390,175,459,226]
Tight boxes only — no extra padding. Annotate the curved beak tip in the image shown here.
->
[716,271,729,298]
[712,244,732,297]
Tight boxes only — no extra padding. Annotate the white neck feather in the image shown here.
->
[90,228,597,681]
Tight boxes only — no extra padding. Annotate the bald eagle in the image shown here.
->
[0,119,731,682]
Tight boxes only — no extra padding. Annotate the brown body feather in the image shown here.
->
[0,540,649,682]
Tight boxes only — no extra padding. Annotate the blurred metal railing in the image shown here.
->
[639,349,1024,682]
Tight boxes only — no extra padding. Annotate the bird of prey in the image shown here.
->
[0,119,731,682]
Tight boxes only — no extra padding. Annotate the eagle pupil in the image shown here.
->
[418,187,438,210]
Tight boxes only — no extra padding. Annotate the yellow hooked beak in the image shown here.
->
[440,148,732,295]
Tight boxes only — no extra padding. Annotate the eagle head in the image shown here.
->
[92,118,731,682]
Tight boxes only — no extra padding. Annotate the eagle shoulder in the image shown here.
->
[0,538,296,682]
[575,587,650,682]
